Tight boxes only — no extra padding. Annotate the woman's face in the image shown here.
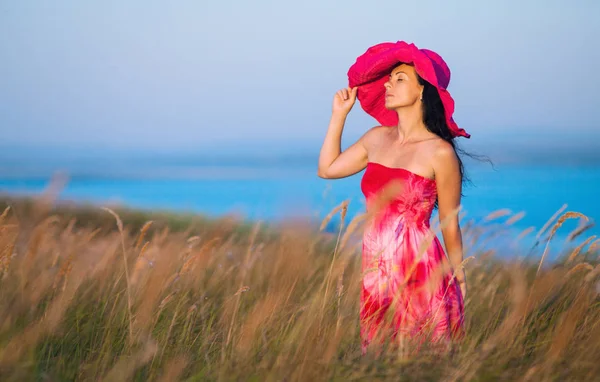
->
[383,63,424,110]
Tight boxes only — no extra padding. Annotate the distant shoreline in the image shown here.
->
[0,144,599,181]
[1,134,600,168]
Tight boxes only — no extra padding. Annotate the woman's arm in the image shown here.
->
[432,142,467,298]
[318,87,369,179]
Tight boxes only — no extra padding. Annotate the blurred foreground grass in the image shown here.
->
[0,189,599,381]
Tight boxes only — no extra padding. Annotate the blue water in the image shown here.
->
[1,158,598,261]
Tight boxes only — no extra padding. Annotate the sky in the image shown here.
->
[1,0,599,155]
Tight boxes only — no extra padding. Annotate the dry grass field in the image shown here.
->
[0,185,598,381]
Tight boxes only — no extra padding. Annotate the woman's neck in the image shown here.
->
[394,104,429,143]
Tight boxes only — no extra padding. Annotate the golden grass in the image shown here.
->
[0,194,598,381]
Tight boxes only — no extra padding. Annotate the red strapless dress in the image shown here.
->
[360,162,465,354]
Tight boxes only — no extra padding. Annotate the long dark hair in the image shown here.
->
[417,74,491,203]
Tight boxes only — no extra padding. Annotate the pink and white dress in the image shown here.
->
[360,162,465,354]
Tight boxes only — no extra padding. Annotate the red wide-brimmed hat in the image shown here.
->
[347,41,470,139]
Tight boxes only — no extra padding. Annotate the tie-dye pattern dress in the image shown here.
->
[360,161,465,354]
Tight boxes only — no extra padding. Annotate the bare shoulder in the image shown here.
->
[361,125,389,146]
[363,125,388,139]
[432,139,458,162]
[430,139,460,174]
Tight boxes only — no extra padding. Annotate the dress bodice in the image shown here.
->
[360,162,437,227]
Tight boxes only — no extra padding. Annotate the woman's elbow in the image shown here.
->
[317,168,330,179]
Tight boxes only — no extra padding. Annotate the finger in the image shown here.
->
[342,88,349,100]
[337,90,344,100]
[351,87,358,98]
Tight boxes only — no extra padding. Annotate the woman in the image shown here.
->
[318,41,468,354]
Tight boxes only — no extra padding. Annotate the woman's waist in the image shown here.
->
[367,208,433,227]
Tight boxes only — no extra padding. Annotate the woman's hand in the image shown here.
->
[454,268,467,300]
[460,279,467,300]
[332,87,357,115]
